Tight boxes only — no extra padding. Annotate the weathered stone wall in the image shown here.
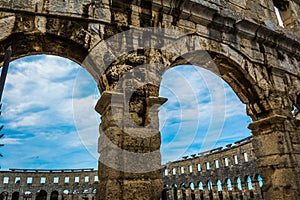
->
[0,169,97,200]
[0,0,299,199]
[163,137,263,200]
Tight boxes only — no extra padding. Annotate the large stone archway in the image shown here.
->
[0,0,300,199]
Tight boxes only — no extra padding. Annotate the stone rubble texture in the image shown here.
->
[0,0,300,199]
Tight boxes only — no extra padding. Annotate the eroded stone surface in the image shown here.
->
[0,0,300,199]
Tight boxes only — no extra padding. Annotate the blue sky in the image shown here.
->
[0,55,251,170]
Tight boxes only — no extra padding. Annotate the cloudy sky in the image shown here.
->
[0,55,251,170]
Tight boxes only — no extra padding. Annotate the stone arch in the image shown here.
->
[50,191,58,200]
[36,190,47,200]
[0,192,8,200]
[3,0,299,197]
[171,184,178,200]
[197,181,204,200]
[224,178,234,200]
[188,182,196,200]
[162,184,169,200]
[0,17,102,85]
[216,179,223,200]
[1,32,88,66]
[254,174,263,187]
[167,49,266,120]
[244,175,253,190]
[12,192,19,200]
[62,190,69,200]
[23,191,32,200]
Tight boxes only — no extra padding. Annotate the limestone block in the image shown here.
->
[0,15,15,41]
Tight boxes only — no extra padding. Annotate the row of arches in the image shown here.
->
[162,175,263,200]
[0,189,96,200]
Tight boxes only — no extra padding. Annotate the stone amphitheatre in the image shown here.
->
[0,0,300,200]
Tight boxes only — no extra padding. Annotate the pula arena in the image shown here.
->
[0,137,263,200]
[0,0,300,200]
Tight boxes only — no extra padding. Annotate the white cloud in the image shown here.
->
[159,65,251,163]
[0,55,99,170]
[1,138,21,145]
[0,58,251,169]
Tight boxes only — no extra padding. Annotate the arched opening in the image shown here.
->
[0,192,8,200]
[225,179,233,200]
[217,180,223,200]
[180,183,186,200]
[189,182,196,200]
[1,55,99,169]
[207,181,213,200]
[12,192,19,200]
[82,189,89,200]
[172,184,178,200]
[160,64,252,163]
[0,25,278,199]
[162,184,169,200]
[197,181,204,200]
[255,174,264,199]
[36,190,47,200]
[50,191,58,200]
[236,178,243,200]
[62,190,69,200]
[72,190,79,200]
[23,191,32,200]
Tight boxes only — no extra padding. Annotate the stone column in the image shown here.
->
[231,181,239,200]
[248,114,300,199]
[95,85,167,200]
[251,180,261,199]
[240,182,247,199]
[194,189,200,200]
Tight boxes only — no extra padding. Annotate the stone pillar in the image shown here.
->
[251,180,261,199]
[211,184,219,199]
[240,182,247,199]
[58,194,62,200]
[231,181,239,200]
[194,189,200,200]
[203,185,212,200]
[185,188,190,200]
[248,114,300,200]
[95,85,167,200]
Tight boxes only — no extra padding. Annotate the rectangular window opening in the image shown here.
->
[197,164,201,171]
[3,177,9,184]
[224,158,229,167]
[40,177,46,184]
[244,152,249,162]
[27,177,33,184]
[172,168,176,175]
[65,177,70,183]
[180,167,185,174]
[274,7,284,27]
[234,155,239,165]
[206,162,210,170]
[53,177,59,183]
[215,160,219,169]
[15,177,20,183]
